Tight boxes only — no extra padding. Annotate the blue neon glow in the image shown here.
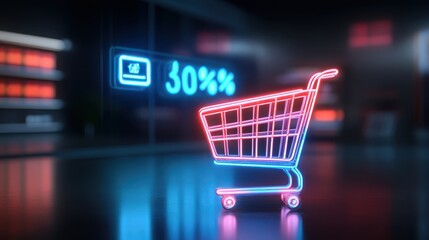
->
[182,65,198,96]
[118,159,154,240]
[198,66,218,96]
[217,69,235,96]
[207,81,218,96]
[128,63,140,74]
[166,61,181,94]
[165,60,235,96]
[216,168,302,195]
[122,74,146,79]
[118,55,151,87]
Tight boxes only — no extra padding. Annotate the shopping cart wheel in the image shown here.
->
[283,194,300,210]
[222,195,236,210]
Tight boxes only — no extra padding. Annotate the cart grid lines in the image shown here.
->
[255,104,259,157]
[204,94,309,160]
[201,73,335,161]
[199,69,339,171]
[210,132,300,141]
[283,95,294,159]
[239,105,242,158]
[269,99,277,158]
[207,111,304,131]
[221,111,227,156]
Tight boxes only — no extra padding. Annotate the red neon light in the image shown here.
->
[3,81,56,99]
[369,35,392,46]
[370,20,392,45]
[349,23,369,47]
[313,109,344,122]
[23,82,55,98]
[314,110,337,121]
[196,31,231,54]
[24,82,40,98]
[39,83,55,98]
[7,81,22,97]
[7,48,22,65]
[1,47,57,69]
[24,50,40,68]
[349,20,392,48]
[0,47,5,64]
[39,52,55,69]
[0,80,5,96]
[371,20,392,34]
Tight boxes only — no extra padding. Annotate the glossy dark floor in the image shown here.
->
[0,142,428,239]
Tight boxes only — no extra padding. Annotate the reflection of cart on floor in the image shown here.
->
[199,69,339,209]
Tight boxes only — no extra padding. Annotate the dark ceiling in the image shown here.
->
[225,1,429,22]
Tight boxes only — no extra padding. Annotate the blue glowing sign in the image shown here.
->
[112,54,152,90]
[165,60,235,96]
[110,47,236,96]
[118,55,151,87]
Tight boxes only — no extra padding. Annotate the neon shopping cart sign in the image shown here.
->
[110,46,236,97]
[199,69,339,210]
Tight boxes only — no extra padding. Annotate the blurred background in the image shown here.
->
[1,0,428,145]
[0,1,428,239]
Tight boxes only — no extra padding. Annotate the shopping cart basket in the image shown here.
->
[199,69,339,209]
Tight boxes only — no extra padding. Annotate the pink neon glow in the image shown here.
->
[287,195,300,208]
[222,195,236,209]
[1,158,53,238]
[281,207,302,239]
[196,31,231,54]
[349,20,392,47]
[199,69,339,209]
[313,109,344,122]
[219,213,237,240]
[200,69,338,165]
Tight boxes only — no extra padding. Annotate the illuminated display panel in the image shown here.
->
[110,46,236,97]
[118,55,151,87]
[0,31,66,134]
[164,60,235,96]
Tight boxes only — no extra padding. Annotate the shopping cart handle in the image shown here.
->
[306,68,339,91]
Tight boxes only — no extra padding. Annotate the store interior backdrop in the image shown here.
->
[0,1,429,239]
[0,1,428,144]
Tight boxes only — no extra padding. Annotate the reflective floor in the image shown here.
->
[0,142,428,239]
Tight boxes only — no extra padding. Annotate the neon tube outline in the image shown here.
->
[199,69,339,208]
[118,55,151,87]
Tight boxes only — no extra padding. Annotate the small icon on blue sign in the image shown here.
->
[118,55,151,87]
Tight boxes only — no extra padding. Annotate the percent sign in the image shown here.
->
[199,67,235,96]
[198,66,217,96]
[217,68,235,96]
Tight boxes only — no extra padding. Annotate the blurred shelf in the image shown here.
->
[0,98,64,110]
[0,122,63,133]
[0,30,70,51]
[0,64,63,81]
